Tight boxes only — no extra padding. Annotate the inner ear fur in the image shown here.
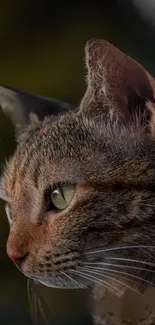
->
[80,38,155,125]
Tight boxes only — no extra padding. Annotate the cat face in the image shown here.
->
[1,39,155,293]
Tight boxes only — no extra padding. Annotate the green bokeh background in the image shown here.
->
[0,1,155,324]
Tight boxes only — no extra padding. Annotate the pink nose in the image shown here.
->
[7,251,28,266]
[6,240,29,266]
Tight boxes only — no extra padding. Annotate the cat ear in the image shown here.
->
[80,39,155,124]
[0,85,72,126]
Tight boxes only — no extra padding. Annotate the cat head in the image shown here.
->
[1,39,155,293]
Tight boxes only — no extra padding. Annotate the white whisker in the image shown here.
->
[60,271,83,289]
[33,289,39,324]
[84,261,155,272]
[37,298,49,325]
[81,265,154,287]
[132,240,155,261]
[101,272,141,295]
[84,245,155,255]
[27,279,35,320]
[80,267,140,295]
[105,257,155,267]
[139,204,155,207]
[69,269,123,296]
[102,270,142,288]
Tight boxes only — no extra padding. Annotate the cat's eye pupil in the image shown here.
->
[48,184,75,211]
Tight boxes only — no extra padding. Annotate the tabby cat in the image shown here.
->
[1,39,155,325]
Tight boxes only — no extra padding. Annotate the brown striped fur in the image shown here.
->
[1,39,155,323]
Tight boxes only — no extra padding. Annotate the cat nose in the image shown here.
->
[6,242,29,266]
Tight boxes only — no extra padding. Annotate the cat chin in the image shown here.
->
[38,279,80,289]
[39,279,74,289]
[27,274,81,289]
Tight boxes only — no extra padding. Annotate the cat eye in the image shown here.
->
[5,202,12,225]
[49,184,75,211]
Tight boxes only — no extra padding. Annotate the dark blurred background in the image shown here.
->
[1,0,155,324]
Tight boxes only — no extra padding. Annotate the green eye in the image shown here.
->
[50,184,75,211]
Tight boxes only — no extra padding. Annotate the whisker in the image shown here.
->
[60,271,83,289]
[37,298,49,325]
[27,279,35,321]
[138,199,155,206]
[101,272,141,295]
[105,257,155,267]
[33,290,39,325]
[84,261,155,272]
[44,296,56,318]
[80,267,140,295]
[132,240,155,261]
[81,265,155,287]
[140,204,155,207]
[69,269,123,296]
[26,279,40,324]
[84,245,155,255]
[102,269,142,289]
